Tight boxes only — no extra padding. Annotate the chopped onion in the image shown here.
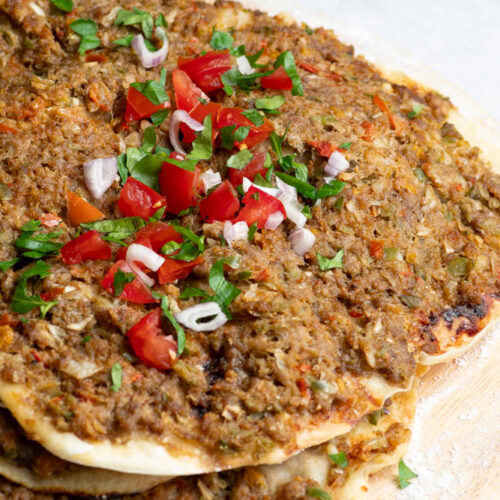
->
[236,56,254,75]
[169,110,204,154]
[83,157,118,200]
[131,27,168,69]
[289,228,315,256]
[29,2,45,17]
[242,177,280,197]
[126,243,164,287]
[60,358,102,380]
[325,151,350,178]
[265,211,284,230]
[277,193,306,228]
[200,169,222,192]
[276,177,298,199]
[175,302,227,332]
[224,220,248,247]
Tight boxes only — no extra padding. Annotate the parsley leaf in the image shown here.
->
[113,34,134,46]
[115,8,154,39]
[15,223,62,259]
[170,225,204,252]
[397,459,418,489]
[141,126,157,153]
[208,259,241,318]
[155,13,167,28]
[70,19,100,55]
[160,295,186,356]
[187,115,213,161]
[241,109,264,126]
[339,141,352,150]
[305,487,331,500]
[328,451,348,468]
[110,363,122,392]
[210,29,234,50]
[11,261,57,317]
[0,258,21,272]
[316,179,345,198]
[275,172,315,199]
[317,249,344,271]
[408,104,424,119]
[255,95,285,111]
[161,156,198,172]
[220,125,237,150]
[81,217,146,240]
[50,0,73,13]
[227,150,253,169]
[20,220,41,233]
[130,68,169,106]
[248,222,257,241]
[113,269,135,297]
[274,51,303,96]
[149,206,166,223]
[270,130,308,181]
[221,67,273,96]
[179,287,211,300]
[160,241,181,255]
[151,108,169,126]
[130,154,165,191]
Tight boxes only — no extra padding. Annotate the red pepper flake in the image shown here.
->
[373,95,406,134]
[297,61,320,74]
[327,72,343,82]
[296,378,310,397]
[453,183,464,192]
[254,269,269,282]
[40,287,65,302]
[297,363,312,373]
[85,52,108,63]
[361,121,375,141]
[40,213,62,228]
[129,372,143,383]
[310,141,336,158]
[0,123,17,134]
[369,241,384,260]
[31,350,42,363]
[349,310,363,318]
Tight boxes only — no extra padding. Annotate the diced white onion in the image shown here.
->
[83,157,118,200]
[265,211,284,230]
[131,27,169,69]
[289,227,315,256]
[29,2,45,17]
[242,177,280,197]
[236,56,254,75]
[223,220,249,247]
[276,177,298,200]
[175,302,227,332]
[126,244,165,272]
[169,110,204,154]
[277,193,306,228]
[325,151,350,178]
[200,169,222,192]
[60,359,102,380]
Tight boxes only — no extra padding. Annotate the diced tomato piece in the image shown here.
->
[172,68,207,112]
[118,178,167,220]
[261,66,293,91]
[134,222,183,252]
[124,87,171,123]
[159,153,202,215]
[67,191,105,226]
[233,186,286,229]
[216,108,273,149]
[126,309,177,370]
[61,230,112,265]
[228,152,267,187]
[309,141,336,158]
[178,50,232,93]
[158,255,204,284]
[180,101,222,143]
[199,180,240,222]
[101,260,157,304]
[369,241,384,259]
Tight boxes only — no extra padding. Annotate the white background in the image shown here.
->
[248,0,500,122]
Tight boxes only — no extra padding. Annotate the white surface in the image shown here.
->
[245,0,500,123]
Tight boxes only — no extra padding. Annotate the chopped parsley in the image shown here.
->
[155,13,167,28]
[14,221,62,259]
[187,115,213,161]
[11,261,57,317]
[112,269,135,297]
[328,451,348,468]
[317,249,344,270]
[408,104,424,119]
[49,0,73,13]
[130,68,169,106]
[339,141,352,150]
[110,363,122,392]
[167,224,204,262]
[241,109,264,127]
[227,149,254,170]
[209,29,234,50]
[248,222,258,241]
[81,217,146,241]
[151,108,169,126]
[275,172,345,200]
[70,19,100,55]
[306,487,331,500]
[149,206,166,223]
[115,8,154,39]
[159,295,186,356]
[255,95,285,111]
[112,34,134,47]
[302,205,312,219]
[397,459,418,489]
[160,241,181,255]
[269,130,308,181]
[0,258,21,272]
[221,67,273,96]
[220,125,250,150]
[274,51,304,96]
[208,259,241,318]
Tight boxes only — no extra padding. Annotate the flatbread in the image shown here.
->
[0,0,497,481]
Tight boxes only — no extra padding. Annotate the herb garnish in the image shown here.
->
[227,150,254,169]
[112,269,135,297]
[187,115,213,161]
[317,249,344,270]
[209,29,234,50]
[328,451,348,468]
[159,295,186,355]
[81,217,146,241]
[50,0,73,13]
[397,459,418,489]
[208,259,241,318]
[276,172,345,200]
[274,51,304,96]
[110,363,122,392]
[241,109,264,127]
[0,258,21,272]
[247,222,258,241]
[113,34,134,47]
[255,95,285,112]
[14,220,63,259]
[305,487,331,500]
[115,8,154,39]
[130,68,169,106]
[408,104,424,119]
[220,125,250,150]
[269,130,308,181]
[70,19,100,55]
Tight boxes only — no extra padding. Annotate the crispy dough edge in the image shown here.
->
[0,374,407,475]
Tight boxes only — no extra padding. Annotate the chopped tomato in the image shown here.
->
[158,255,204,284]
[159,153,202,214]
[228,152,267,187]
[126,309,177,370]
[134,222,183,252]
[118,178,167,220]
[361,121,375,142]
[233,186,286,229]
[39,213,62,228]
[369,241,384,260]
[261,66,293,91]
[172,68,207,112]
[297,61,320,74]
[181,101,222,143]
[199,180,240,222]
[216,108,273,149]
[67,191,105,226]
[85,52,108,63]
[124,87,171,123]
[101,260,157,304]
[61,230,111,265]
[178,50,232,93]
[309,141,336,158]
